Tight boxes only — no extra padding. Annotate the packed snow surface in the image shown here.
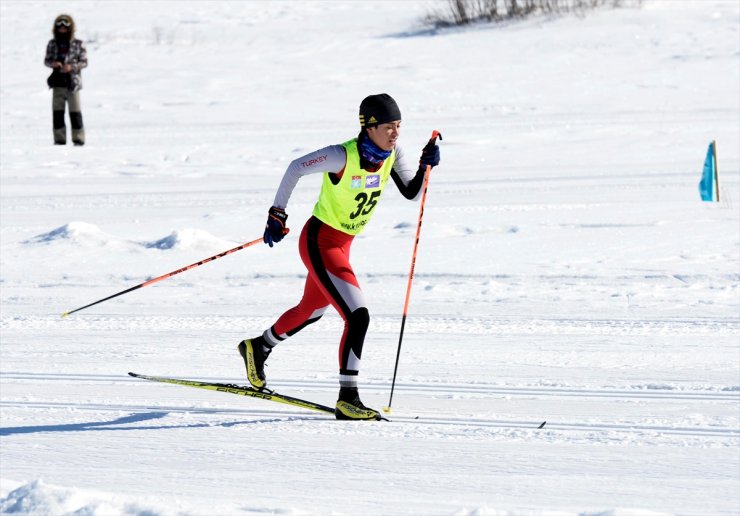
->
[1,1,739,515]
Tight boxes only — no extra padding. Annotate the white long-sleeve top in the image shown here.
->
[272,142,424,209]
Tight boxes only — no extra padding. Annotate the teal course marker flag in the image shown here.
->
[699,140,719,202]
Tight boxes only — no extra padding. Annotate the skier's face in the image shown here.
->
[366,121,400,152]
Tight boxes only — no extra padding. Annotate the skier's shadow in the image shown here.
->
[0,411,303,436]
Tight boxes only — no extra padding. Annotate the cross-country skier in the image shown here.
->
[238,94,441,420]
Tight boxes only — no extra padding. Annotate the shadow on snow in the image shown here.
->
[0,411,312,436]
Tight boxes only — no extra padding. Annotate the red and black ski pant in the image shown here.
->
[265,217,368,388]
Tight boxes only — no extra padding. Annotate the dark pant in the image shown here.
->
[52,87,84,145]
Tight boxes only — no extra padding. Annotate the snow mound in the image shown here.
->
[393,221,414,231]
[0,479,168,516]
[24,222,115,247]
[437,224,476,237]
[393,221,477,236]
[144,228,235,250]
[24,224,236,252]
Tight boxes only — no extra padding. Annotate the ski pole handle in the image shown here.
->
[425,130,442,149]
[420,131,442,157]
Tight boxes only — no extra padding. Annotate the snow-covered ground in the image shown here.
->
[1,1,739,514]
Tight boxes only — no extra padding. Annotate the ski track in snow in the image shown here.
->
[2,371,738,442]
[3,313,738,335]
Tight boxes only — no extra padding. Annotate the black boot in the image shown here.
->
[237,336,272,390]
[335,387,380,420]
[53,110,66,144]
[70,112,84,146]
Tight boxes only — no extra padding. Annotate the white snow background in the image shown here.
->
[1,1,739,515]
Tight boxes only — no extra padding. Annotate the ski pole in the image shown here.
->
[383,130,442,414]
[62,236,264,317]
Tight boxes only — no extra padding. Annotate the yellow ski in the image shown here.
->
[128,372,335,415]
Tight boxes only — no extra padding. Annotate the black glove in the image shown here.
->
[419,143,440,168]
[264,206,288,247]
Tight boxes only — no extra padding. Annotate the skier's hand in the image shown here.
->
[264,206,289,247]
[419,143,440,169]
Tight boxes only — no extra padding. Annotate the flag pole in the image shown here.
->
[713,140,720,202]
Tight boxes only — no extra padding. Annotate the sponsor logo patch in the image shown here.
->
[365,174,380,188]
[301,155,327,168]
[351,175,362,188]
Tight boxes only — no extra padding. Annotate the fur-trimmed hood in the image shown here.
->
[53,14,75,40]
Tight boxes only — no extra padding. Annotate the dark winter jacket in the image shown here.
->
[44,39,87,92]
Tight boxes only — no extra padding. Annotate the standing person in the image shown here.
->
[44,14,87,146]
[238,94,441,420]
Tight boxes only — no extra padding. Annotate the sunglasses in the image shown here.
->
[55,19,71,27]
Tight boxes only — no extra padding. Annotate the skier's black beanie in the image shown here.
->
[359,94,401,128]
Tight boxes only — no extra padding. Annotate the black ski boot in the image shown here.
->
[237,337,272,390]
[335,387,381,420]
